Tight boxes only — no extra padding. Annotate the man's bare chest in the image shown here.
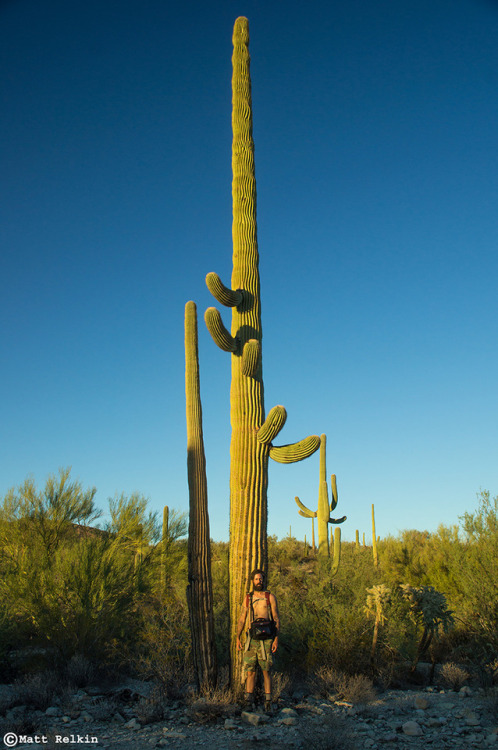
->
[251,595,270,619]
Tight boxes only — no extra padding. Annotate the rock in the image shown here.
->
[459,686,473,697]
[157,732,186,745]
[45,706,60,716]
[241,710,263,726]
[485,734,498,745]
[280,707,298,717]
[402,720,423,736]
[124,718,141,730]
[282,717,298,726]
[426,717,444,727]
[224,719,238,730]
[414,696,429,710]
[464,710,481,726]
[81,712,93,722]
[61,716,72,723]
[383,732,397,742]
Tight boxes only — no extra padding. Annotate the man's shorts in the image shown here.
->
[243,636,273,673]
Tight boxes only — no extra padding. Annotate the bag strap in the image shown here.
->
[247,590,273,620]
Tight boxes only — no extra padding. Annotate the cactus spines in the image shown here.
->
[206,272,243,307]
[204,17,319,686]
[331,527,341,576]
[294,434,346,556]
[205,307,238,352]
[185,301,217,691]
[372,503,379,567]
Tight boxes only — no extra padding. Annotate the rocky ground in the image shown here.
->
[1,679,497,750]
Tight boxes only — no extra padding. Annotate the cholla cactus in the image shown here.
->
[204,17,320,685]
[365,584,392,666]
[295,434,346,556]
[400,584,454,671]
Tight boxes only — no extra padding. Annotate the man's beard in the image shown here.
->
[253,582,264,591]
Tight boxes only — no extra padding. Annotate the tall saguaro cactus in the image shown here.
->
[185,301,217,691]
[204,17,320,685]
[295,434,346,556]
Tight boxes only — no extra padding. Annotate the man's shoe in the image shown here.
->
[264,700,272,713]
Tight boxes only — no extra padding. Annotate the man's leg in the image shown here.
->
[262,669,271,697]
[246,669,256,696]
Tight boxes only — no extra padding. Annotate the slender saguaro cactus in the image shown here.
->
[295,434,346,556]
[185,301,217,691]
[160,505,169,597]
[372,503,378,567]
[355,529,360,550]
[204,17,320,685]
[331,527,341,576]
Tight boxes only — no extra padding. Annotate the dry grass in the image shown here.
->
[134,684,167,725]
[186,685,238,724]
[12,670,61,710]
[65,653,97,687]
[440,662,470,690]
[313,666,376,705]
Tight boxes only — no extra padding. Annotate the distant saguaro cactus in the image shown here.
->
[295,435,346,556]
[204,17,319,686]
[372,503,379,567]
[185,301,217,691]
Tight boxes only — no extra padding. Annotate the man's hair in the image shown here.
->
[251,568,265,581]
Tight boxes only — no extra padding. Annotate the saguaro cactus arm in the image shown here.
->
[206,271,243,307]
[328,474,346,524]
[330,474,338,512]
[205,307,238,352]
[295,496,317,518]
[270,435,320,463]
[241,339,260,377]
[257,405,287,444]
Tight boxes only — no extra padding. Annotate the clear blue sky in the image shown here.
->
[1,0,497,543]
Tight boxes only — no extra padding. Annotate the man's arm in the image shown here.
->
[236,601,248,651]
[269,593,280,653]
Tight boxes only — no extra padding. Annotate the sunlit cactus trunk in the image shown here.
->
[185,301,217,691]
[205,17,319,686]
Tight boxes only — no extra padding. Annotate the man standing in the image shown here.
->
[236,569,280,711]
